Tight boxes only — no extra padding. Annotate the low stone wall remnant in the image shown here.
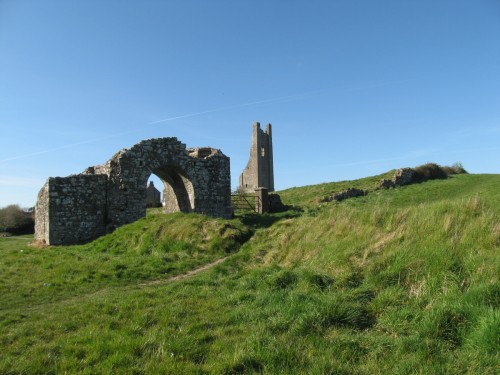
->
[322,188,368,203]
[379,167,416,189]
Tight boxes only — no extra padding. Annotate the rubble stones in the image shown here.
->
[323,188,368,202]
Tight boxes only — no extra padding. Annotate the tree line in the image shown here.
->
[0,205,35,235]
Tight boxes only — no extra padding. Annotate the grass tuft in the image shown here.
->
[267,268,298,290]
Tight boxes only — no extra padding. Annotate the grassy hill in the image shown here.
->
[1,173,498,374]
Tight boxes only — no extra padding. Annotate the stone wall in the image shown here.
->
[379,168,416,189]
[35,175,108,245]
[321,188,368,203]
[394,168,415,186]
[35,138,232,245]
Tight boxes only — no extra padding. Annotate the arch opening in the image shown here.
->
[35,137,231,245]
[148,165,195,214]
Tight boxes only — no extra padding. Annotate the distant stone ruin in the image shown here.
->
[322,188,368,203]
[379,168,415,189]
[235,122,281,213]
[321,166,454,204]
[35,138,232,245]
[146,181,161,207]
[239,122,274,193]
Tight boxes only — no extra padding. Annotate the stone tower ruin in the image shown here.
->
[146,181,161,207]
[35,137,232,245]
[239,122,274,193]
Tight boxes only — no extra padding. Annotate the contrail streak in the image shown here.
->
[147,94,313,125]
[0,93,310,164]
[0,79,421,164]
[0,135,123,163]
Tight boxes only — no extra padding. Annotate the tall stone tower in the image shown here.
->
[239,122,274,193]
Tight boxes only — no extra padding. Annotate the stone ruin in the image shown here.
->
[146,181,161,207]
[322,168,421,204]
[239,122,274,193]
[35,137,232,245]
[236,122,283,213]
[322,188,368,203]
[379,168,415,189]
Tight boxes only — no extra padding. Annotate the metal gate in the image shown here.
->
[231,193,262,213]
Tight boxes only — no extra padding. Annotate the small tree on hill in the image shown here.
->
[0,205,33,231]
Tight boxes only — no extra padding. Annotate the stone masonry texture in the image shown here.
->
[379,168,416,189]
[239,122,274,193]
[35,138,232,245]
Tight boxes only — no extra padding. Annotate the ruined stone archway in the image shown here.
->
[152,165,195,213]
[35,138,232,245]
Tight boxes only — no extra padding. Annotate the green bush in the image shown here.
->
[413,163,448,182]
[442,162,468,175]
[0,204,34,233]
[413,162,468,184]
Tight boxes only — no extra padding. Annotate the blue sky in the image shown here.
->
[1,0,499,208]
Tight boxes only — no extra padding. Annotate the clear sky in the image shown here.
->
[1,0,499,208]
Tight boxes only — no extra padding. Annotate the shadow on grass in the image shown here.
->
[237,207,303,230]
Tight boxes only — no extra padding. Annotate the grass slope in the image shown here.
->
[1,212,250,310]
[1,174,498,374]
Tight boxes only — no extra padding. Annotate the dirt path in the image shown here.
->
[138,256,229,287]
[0,236,33,240]
[18,256,230,312]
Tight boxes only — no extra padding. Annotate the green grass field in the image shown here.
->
[1,173,498,374]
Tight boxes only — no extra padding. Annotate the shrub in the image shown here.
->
[0,205,34,234]
[442,162,468,175]
[413,163,448,183]
[413,162,467,183]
